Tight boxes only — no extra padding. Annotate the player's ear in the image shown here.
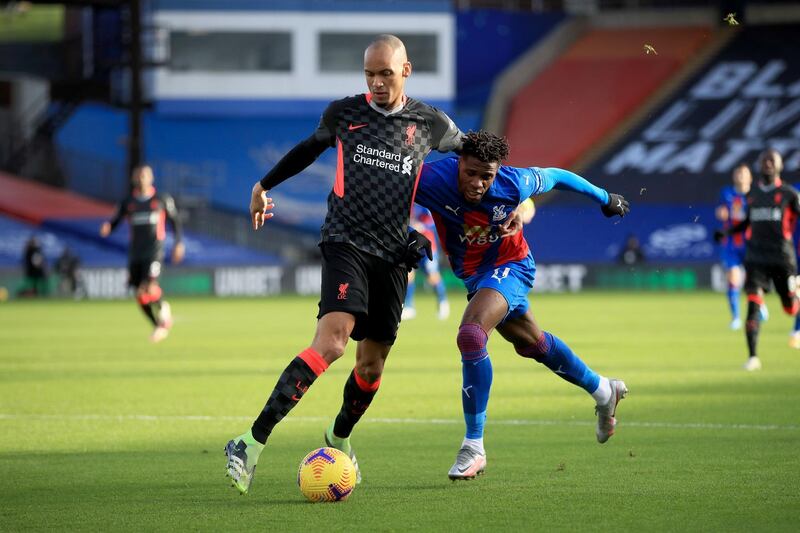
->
[402,61,412,78]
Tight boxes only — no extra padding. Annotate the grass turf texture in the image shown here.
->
[1,292,799,531]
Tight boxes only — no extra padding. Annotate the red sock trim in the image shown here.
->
[137,293,151,305]
[354,370,381,392]
[747,294,764,305]
[784,300,799,316]
[298,347,329,377]
[150,285,163,301]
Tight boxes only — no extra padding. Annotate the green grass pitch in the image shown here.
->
[1,292,799,531]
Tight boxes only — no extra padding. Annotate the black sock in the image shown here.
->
[251,349,328,444]
[150,299,165,325]
[138,302,158,326]
[745,301,760,358]
[333,369,380,439]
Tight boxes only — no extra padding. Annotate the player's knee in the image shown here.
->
[317,338,347,362]
[515,331,551,361]
[354,364,383,384]
[456,323,488,362]
[148,283,162,299]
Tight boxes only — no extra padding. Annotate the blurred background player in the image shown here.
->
[716,149,799,371]
[100,165,185,342]
[18,235,49,297]
[617,233,646,266]
[225,34,463,494]
[55,246,81,298]
[402,205,449,321]
[791,180,800,348]
[414,131,629,479]
[715,164,755,330]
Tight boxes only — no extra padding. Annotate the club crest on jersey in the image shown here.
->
[405,124,416,146]
[337,283,349,300]
[492,205,507,222]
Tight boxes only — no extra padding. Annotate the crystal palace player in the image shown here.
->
[716,148,800,371]
[100,165,184,342]
[413,131,630,480]
[402,205,450,321]
[715,164,752,330]
[224,35,463,494]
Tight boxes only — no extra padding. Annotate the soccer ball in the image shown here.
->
[297,447,356,502]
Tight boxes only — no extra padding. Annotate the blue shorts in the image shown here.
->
[464,261,536,324]
[420,251,440,277]
[721,247,745,269]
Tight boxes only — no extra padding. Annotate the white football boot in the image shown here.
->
[743,356,762,371]
[447,445,486,480]
[595,378,628,443]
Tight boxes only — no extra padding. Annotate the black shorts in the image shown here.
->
[128,257,162,288]
[744,261,797,309]
[317,242,408,345]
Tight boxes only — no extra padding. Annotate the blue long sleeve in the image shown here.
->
[537,167,609,205]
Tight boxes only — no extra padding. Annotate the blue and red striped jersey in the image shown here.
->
[410,205,438,254]
[719,185,748,251]
[415,157,540,279]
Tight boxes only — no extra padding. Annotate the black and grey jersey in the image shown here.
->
[743,180,800,267]
[313,94,462,264]
[109,190,182,261]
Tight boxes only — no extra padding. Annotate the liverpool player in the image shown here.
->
[224,34,463,494]
[100,165,184,342]
[716,148,800,371]
[413,130,630,479]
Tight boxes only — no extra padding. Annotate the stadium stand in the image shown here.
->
[0,172,282,268]
[504,26,715,169]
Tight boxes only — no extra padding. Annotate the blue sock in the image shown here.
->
[727,285,740,320]
[433,279,447,305]
[462,357,492,439]
[404,279,415,308]
[457,324,492,439]
[518,332,600,394]
[794,314,800,333]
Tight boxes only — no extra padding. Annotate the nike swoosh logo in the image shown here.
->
[348,123,368,131]
[457,466,471,473]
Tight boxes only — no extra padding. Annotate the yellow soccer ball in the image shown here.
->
[297,447,356,502]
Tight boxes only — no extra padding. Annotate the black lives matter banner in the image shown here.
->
[586,25,800,204]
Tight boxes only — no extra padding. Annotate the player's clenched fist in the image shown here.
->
[250,182,275,230]
[601,193,630,218]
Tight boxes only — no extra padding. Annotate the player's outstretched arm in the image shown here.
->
[536,168,629,218]
[100,202,126,237]
[714,217,750,242]
[164,195,185,263]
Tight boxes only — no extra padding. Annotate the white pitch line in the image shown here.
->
[0,414,797,432]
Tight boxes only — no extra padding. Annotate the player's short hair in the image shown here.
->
[461,130,510,164]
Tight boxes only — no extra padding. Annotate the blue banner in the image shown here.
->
[584,25,800,204]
